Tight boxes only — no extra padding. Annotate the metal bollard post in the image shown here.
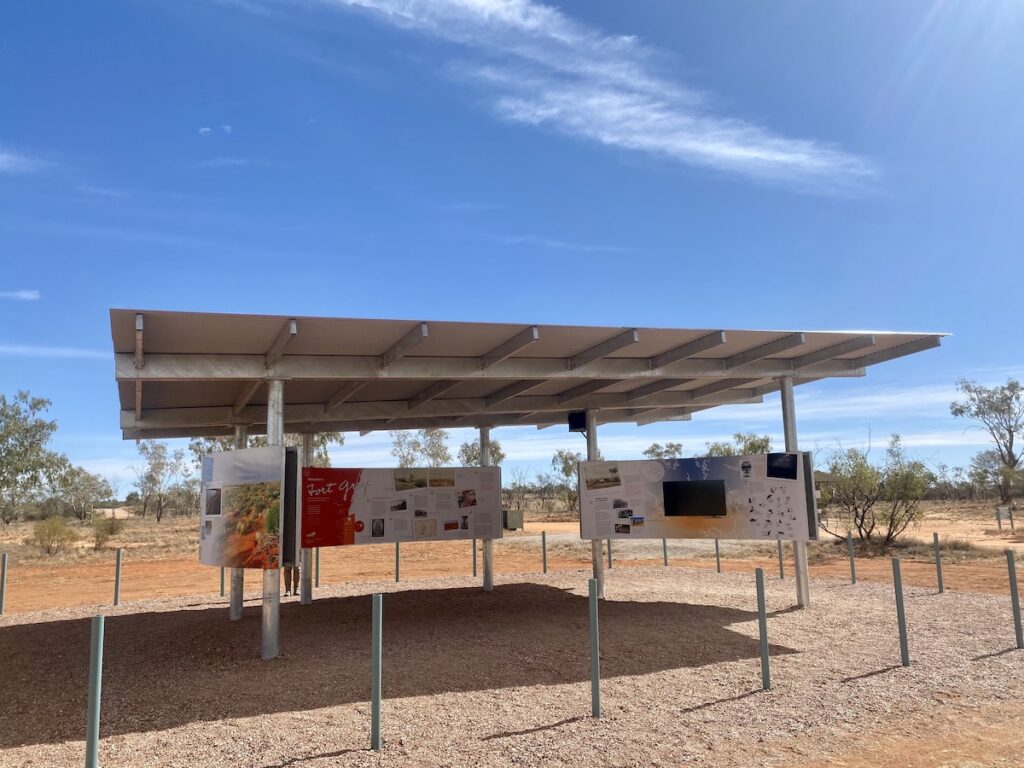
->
[755,568,770,691]
[607,539,612,569]
[1012,507,1017,534]
[1007,550,1023,650]
[588,578,601,717]
[220,566,225,597]
[777,540,784,579]
[394,542,400,583]
[933,532,944,594]
[370,593,383,750]
[662,538,668,567]
[715,539,721,573]
[113,548,123,606]
[472,537,477,578]
[847,531,856,584]
[542,531,548,574]
[315,547,320,588]
[85,615,105,768]
[0,552,7,616]
[892,559,910,667]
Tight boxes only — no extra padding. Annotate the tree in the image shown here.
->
[951,379,1024,502]
[504,465,530,510]
[457,438,506,466]
[643,442,683,460]
[53,465,113,524]
[819,435,930,548]
[551,449,583,513]
[969,450,1009,501]
[388,429,452,467]
[133,441,186,521]
[0,391,65,525]
[705,432,772,457]
[189,432,344,471]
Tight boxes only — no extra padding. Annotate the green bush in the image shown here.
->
[93,514,126,550]
[31,517,78,556]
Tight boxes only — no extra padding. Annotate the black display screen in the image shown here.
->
[662,480,727,517]
[766,452,799,480]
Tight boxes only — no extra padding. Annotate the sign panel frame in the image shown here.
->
[301,466,502,548]
[579,452,818,542]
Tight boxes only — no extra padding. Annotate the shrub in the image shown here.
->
[93,514,126,550]
[31,517,78,556]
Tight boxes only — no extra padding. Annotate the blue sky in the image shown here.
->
[1,0,1022,487]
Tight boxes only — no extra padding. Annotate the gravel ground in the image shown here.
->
[3,566,1024,767]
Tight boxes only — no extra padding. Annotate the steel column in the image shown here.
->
[262,380,283,660]
[780,377,810,608]
[229,425,248,621]
[300,433,314,605]
[480,426,494,592]
[586,410,604,599]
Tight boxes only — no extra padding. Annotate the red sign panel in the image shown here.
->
[301,468,363,547]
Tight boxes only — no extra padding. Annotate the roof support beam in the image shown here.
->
[791,335,875,369]
[687,378,759,401]
[569,329,639,370]
[724,333,805,371]
[556,380,618,404]
[635,408,693,426]
[484,380,541,408]
[852,336,941,367]
[624,378,689,402]
[380,322,428,370]
[266,319,298,368]
[409,380,459,409]
[480,326,539,369]
[648,331,726,370]
[326,381,365,412]
[116,353,864,382]
[122,388,767,431]
[232,380,263,417]
[134,314,144,420]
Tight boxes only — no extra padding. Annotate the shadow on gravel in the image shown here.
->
[0,582,796,748]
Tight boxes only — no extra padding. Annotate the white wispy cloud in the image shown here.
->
[194,156,254,168]
[437,201,504,212]
[198,126,213,134]
[0,146,44,174]
[221,124,234,133]
[295,0,878,191]
[0,289,41,301]
[0,344,108,359]
[494,233,628,252]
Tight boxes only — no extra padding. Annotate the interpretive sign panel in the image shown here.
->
[579,452,818,542]
[199,446,287,569]
[301,466,502,547]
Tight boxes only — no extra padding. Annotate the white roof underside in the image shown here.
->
[111,309,946,440]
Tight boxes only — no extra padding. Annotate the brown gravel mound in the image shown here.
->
[3,567,1024,767]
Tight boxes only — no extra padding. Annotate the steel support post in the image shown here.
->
[587,410,604,599]
[261,380,284,660]
[480,426,494,592]
[229,425,248,621]
[300,433,314,605]
[781,377,810,608]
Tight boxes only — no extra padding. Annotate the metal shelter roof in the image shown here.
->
[111,309,946,440]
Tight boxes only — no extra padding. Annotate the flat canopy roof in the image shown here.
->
[111,309,945,440]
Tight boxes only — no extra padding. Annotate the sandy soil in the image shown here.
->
[3,566,1024,767]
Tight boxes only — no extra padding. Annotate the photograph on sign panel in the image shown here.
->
[394,468,429,492]
[218,481,281,569]
[458,489,478,508]
[428,468,455,487]
[583,463,622,491]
